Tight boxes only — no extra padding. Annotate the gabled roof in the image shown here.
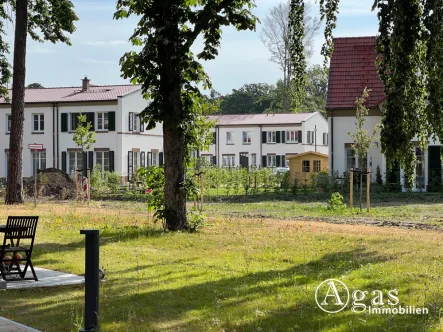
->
[0,84,141,104]
[209,113,316,126]
[287,151,329,159]
[326,36,385,110]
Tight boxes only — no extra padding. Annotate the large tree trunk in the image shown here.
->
[6,0,28,205]
[163,85,188,231]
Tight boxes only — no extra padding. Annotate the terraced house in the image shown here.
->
[327,36,442,191]
[0,77,163,181]
[204,112,328,168]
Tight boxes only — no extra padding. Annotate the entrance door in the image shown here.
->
[428,146,442,191]
[239,153,249,168]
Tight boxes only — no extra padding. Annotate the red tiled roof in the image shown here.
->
[0,84,141,104]
[209,113,316,125]
[326,36,385,110]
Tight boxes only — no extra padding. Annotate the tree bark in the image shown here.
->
[6,0,28,205]
[163,84,187,230]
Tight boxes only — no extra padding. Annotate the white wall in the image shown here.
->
[0,105,55,177]
[330,114,385,182]
[303,112,329,155]
[119,91,163,177]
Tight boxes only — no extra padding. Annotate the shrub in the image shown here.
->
[376,165,383,185]
[188,207,205,232]
[327,192,347,211]
[105,171,121,193]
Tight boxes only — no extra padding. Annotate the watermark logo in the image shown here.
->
[315,279,429,315]
[315,279,350,313]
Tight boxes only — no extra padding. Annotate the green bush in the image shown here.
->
[106,171,121,193]
[327,192,347,211]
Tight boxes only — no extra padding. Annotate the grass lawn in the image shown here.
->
[0,200,443,331]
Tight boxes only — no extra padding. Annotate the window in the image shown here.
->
[68,151,83,174]
[267,131,276,143]
[32,151,46,175]
[415,147,425,189]
[6,114,11,133]
[226,132,234,145]
[96,151,110,173]
[242,131,251,144]
[33,114,44,132]
[286,130,299,143]
[202,155,213,165]
[97,112,109,131]
[70,113,80,131]
[133,152,139,170]
[313,160,321,172]
[129,112,143,132]
[152,152,158,166]
[267,155,276,167]
[323,133,328,145]
[251,153,257,166]
[346,148,356,171]
[133,114,138,132]
[302,160,310,172]
[222,155,235,167]
[307,131,315,144]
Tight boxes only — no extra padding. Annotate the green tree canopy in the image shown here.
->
[115,0,258,230]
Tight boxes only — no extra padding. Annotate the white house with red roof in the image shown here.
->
[0,77,163,180]
[327,36,442,191]
[204,112,328,168]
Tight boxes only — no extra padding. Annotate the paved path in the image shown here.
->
[0,316,40,331]
[5,267,84,289]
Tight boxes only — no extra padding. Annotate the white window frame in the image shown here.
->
[251,153,257,166]
[267,131,276,143]
[68,151,83,174]
[202,155,213,165]
[346,147,356,171]
[152,152,158,166]
[97,112,109,131]
[226,131,234,145]
[222,155,235,167]
[267,155,276,167]
[313,160,321,172]
[323,133,328,145]
[286,130,298,143]
[32,113,44,132]
[96,151,110,174]
[32,151,46,175]
[6,114,11,133]
[302,160,310,172]
[242,131,251,144]
[69,113,81,131]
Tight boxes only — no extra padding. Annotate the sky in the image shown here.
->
[14,0,379,94]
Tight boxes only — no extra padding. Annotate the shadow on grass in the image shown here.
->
[4,247,441,331]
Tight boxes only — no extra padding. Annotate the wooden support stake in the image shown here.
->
[350,168,353,209]
[200,173,204,211]
[87,168,91,203]
[75,168,78,201]
[367,168,370,212]
[193,173,197,208]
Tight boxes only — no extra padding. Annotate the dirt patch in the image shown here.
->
[23,168,75,199]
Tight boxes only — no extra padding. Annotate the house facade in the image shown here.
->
[0,77,163,180]
[202,112,328,168]
[327,37,441,191]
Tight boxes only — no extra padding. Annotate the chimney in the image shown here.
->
[82,76,90,92]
